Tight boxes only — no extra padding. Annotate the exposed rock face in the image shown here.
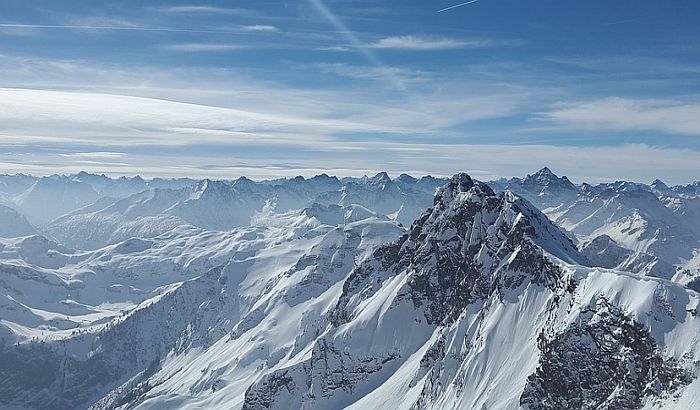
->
[334,173,582,326]
[4,172,700,410]
[521,298,689,410]
[0,267,235,410]
[242,174,600,409]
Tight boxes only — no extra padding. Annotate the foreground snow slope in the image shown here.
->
[0,205,404,409]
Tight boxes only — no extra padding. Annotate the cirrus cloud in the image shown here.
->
[369,35,509,50]
[541,97,700,136]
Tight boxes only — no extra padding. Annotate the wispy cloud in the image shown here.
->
[161,43,247,52]
[541,97,700,136]
[369,35,509,50]
[0,22,236,35]
[315,45,353,52]
[159,6,254,17]
[240,24,278,32]
[59,152,126,159]
[307,0,405,90]
[2,140,698,185]
[294,63,430,85]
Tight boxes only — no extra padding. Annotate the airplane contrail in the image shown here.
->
[307,0,406,91]
[437,0,480,13]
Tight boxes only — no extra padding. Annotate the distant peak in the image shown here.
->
[232,176,254,188]
[651,179,669,189]
[310,173,337,181]
[397,173,418,183]
[448,172,475,192]
[371,171,391,183]
[528,167,559,181]
[434,173,489,205]
[197,178,226,190]
[522,166,576,191]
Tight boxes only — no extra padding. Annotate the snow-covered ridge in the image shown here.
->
[2,170,700,410]
[493,167,700,286]
[241,173,700,410]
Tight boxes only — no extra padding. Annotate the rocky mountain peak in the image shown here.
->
[190,179,234,201]
[396,173,418,184]
[523,167,576,191]
[370,171,392,184]
[335,173,582,326]
[232,176,256,190]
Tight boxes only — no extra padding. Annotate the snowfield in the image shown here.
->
[1,169,699,410]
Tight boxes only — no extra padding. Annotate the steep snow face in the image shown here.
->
[315,172,437,227]
[580,234,676,279]
[72,172,149,199]
[241,174,580,409]
[497,169,700,287]
[0,206,404,410]
[0,205,37,238]
[14,176,100,226]
[44,188,193,250]
[242,174,700,410]
[167,179,267,230]
[3,170,700,410]
[44,173,441,250]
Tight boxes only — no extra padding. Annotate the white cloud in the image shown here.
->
[58,152,126,159]
[369,35,501,50]
[294,63,430,85]
[161,43,247,52]
[159,6,253,16]
[0,86,522,148]
[1,142,697,185]
[541,97,700,136]
[0,56,696,183]
[240,25,278,32]
[315,46,353,52]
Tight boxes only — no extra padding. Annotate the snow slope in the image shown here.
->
[0,206,404,409]
[0,205,37,238]
[2,171,700,410]
[495,168,700,286]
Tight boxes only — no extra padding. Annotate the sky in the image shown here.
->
[0,0,699,184]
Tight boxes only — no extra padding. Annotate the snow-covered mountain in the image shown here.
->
[14,176,100,226]
[42,173,443,251]
[0,205,404,409]
[2,172,700,410]
[242,174,699,410]
[578,234,676,279]
[494,168,700,287]
[0,204,37,238]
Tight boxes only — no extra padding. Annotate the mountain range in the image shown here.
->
[1,169,699,410]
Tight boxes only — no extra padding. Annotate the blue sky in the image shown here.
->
[1,0,699,183]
